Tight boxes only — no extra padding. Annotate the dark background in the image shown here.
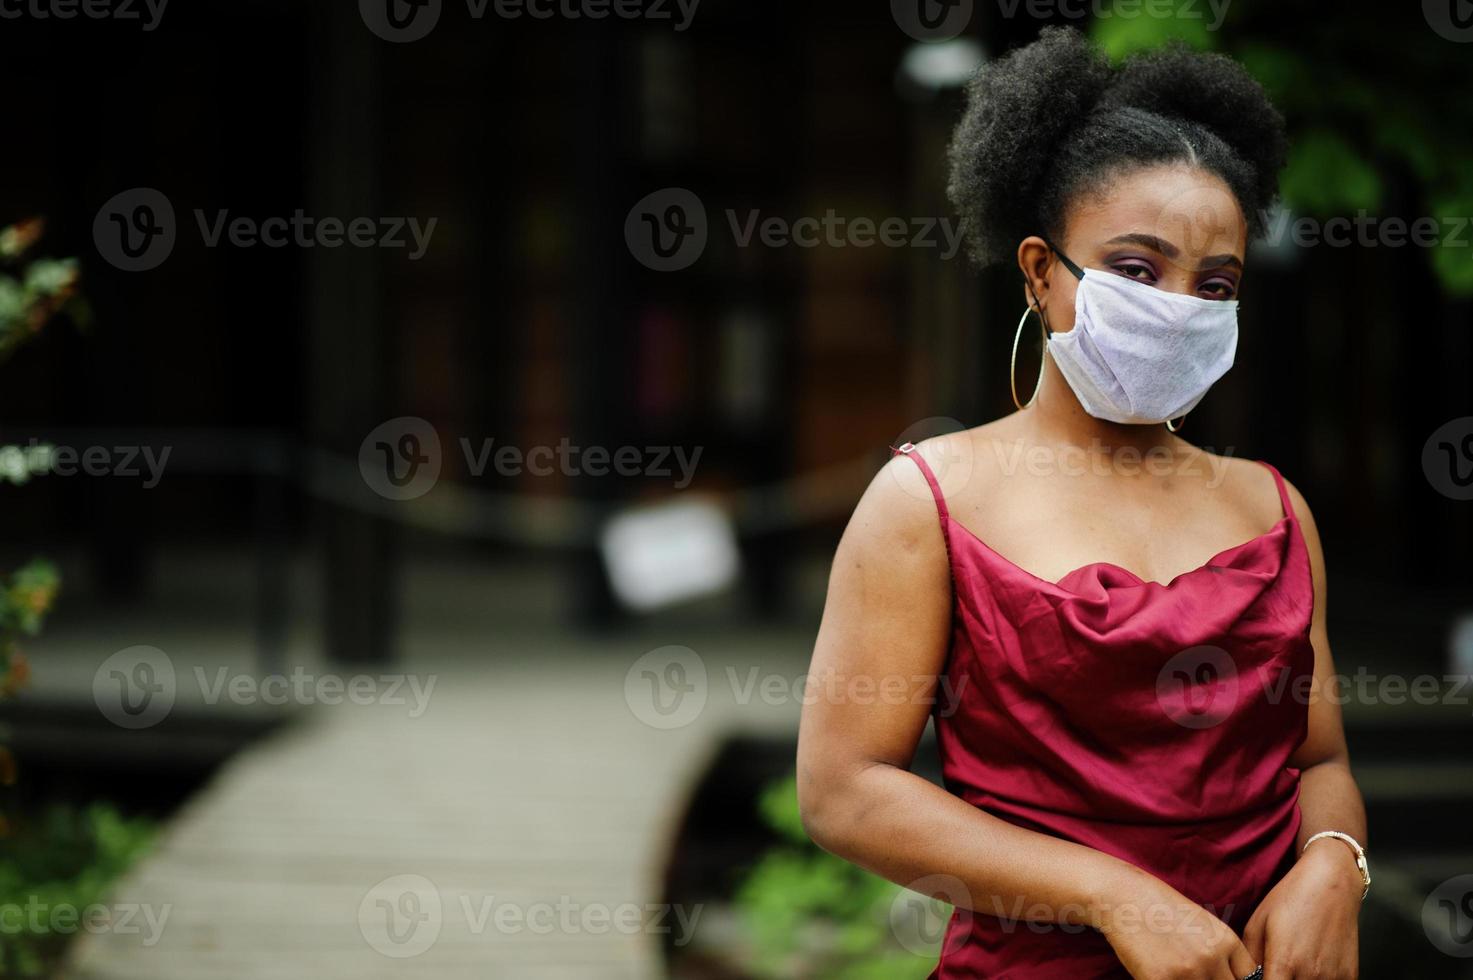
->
[0,1,1469,976]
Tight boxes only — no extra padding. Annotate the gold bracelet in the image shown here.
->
[1303,830,1370,900]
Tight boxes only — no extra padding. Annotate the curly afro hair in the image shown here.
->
[946,27,1288,268]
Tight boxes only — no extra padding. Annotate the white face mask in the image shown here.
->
[1044,260,1239,425]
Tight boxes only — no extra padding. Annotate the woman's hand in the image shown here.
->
[1242,841,1361,979]
[1098,870,1259,980]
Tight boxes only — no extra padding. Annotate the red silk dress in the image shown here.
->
[892,443,1314,979]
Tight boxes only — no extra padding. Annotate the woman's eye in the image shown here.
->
[1198,279,1238,300]
[1112,263,1156,282]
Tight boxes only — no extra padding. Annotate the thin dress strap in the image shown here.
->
[891,442,951,521]
[1257,460,1296,521]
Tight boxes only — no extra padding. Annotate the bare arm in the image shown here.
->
[1241,478,1366,980]
[1283,480,1368,876]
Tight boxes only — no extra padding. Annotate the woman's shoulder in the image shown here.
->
[858,443,954,548]
[878,419,1016,509]
[830,448,955,597]
[843,421,1014,560]
[1196,449,1292,516]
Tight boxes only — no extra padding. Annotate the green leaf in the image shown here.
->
[1279,129,1383,215]
[756,772,810,845]
[1234,43,1308,106]
[1427,188,1473,296]
[23,258,78,297]
[1091,0,1218,61]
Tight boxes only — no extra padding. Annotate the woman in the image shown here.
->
[796,28,1368,980]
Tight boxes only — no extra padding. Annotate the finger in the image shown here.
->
[1211,956,1242,980]
[1242,914,1266,963]
[1260,958,1292,980]
[1227,940,1260,980]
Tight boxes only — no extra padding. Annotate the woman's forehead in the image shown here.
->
[1066,165,1248,259]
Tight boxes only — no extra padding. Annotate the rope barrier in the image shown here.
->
[0,428,879,549]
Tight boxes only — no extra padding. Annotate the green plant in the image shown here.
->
[0,802,158,977]
[731,773,944,979]
[0,214,75,973]
[0,560,59,703]
[0,216,71,797]
[0,219,84,365]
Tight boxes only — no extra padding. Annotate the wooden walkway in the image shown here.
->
[64,636,804,979]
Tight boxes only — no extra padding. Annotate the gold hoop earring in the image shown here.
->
[1011,305,1047,411]
[1165,414,1187,432]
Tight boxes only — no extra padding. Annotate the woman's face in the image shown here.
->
[1022,164,1249,333]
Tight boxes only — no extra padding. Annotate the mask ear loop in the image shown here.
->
[1041,235,1086,281]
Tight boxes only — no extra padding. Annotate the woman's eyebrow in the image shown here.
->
[1102,232,1243,270]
